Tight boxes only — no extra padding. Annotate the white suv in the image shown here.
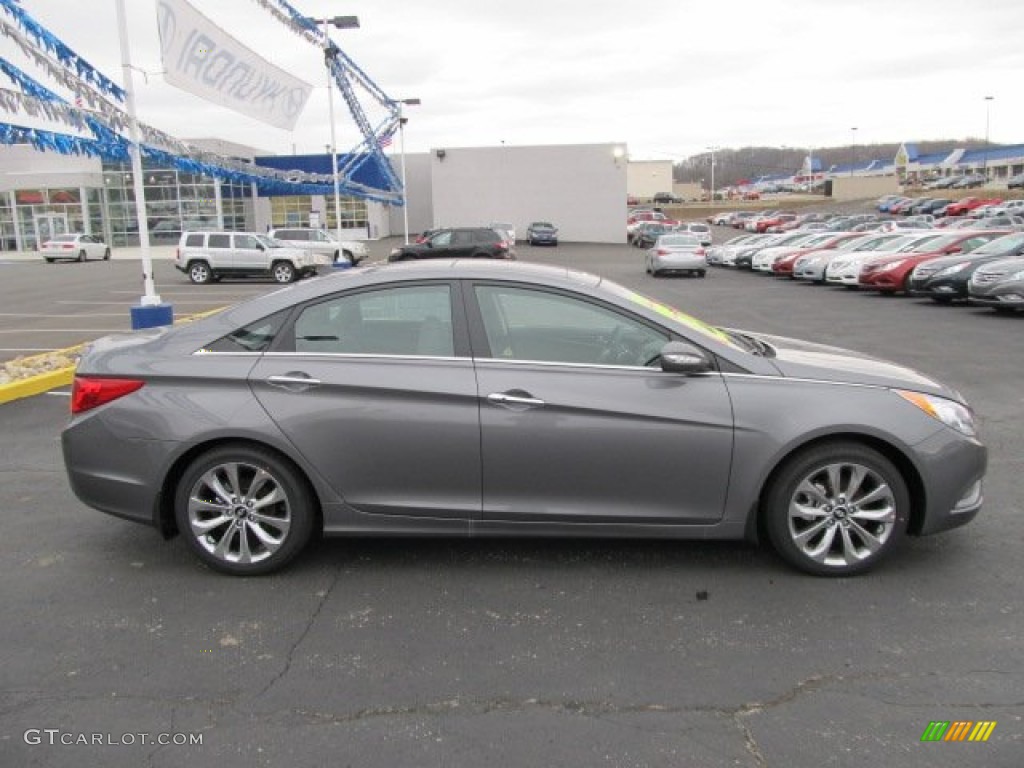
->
[175,231,318,284]
[268,227,368,265]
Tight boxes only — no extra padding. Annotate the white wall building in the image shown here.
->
[388,143,627,244]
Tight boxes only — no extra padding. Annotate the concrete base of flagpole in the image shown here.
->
[130,303,174,329]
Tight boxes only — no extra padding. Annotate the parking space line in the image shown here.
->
[56,300,233,305]
[0,329,126,333]
[0,313,133,318]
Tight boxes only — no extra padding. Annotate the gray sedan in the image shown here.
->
[645,234,707,277]
[63,260,986,577]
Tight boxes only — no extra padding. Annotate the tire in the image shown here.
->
[174,444,316,576]
[930,296,952,305]
[44,257,55,263]
[762,442,909,576]
[188,261,212,284]
[698,270,706,278]
[103,248,111,261]
[77,250,86,263]
[342,249,354,265]
[272,261,296,283]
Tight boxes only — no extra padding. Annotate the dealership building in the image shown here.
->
[3,139,1023,253]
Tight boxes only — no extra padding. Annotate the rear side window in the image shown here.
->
[185,233,205,247]
[202,310,290,353]
[208,234,231,249]
[280,230,306,240]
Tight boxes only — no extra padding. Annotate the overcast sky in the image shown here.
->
[4,0,1023,162]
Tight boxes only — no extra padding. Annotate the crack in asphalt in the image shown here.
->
[255,564,344,700]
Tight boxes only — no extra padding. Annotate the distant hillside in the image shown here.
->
[675,139,1000,187]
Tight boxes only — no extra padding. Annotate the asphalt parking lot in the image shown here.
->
[1,237,1022,767]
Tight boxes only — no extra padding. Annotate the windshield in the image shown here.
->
[972,232,1024,256]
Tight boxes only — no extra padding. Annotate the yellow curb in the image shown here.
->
[0,307,228,406]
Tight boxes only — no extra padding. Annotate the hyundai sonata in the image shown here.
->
[63,260,986,577]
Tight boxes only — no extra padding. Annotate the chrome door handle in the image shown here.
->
[487,392,545,408]
[267,374,321,390]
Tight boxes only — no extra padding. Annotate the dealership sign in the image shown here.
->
[156,0,312,131]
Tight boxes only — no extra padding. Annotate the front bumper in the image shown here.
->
[911,428,987,536]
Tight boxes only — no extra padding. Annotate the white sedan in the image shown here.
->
[41,234,110,262]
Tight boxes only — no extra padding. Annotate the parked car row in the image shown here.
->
[706,228,1024,311]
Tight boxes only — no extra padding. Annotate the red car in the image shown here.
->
[857,231,1008,293]
[771,233,865,277]
[756,212,798,233]
[945,197,1002,217]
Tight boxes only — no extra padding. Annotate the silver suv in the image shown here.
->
[175,231,319,284]
[268,227,368,265]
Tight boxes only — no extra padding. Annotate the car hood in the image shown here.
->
[750,332,962,401]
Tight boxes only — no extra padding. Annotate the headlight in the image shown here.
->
[880,259,906,272]
[934,262,969,277]
[896,390,977,437]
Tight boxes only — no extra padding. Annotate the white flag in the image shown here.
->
[156,0,312,131]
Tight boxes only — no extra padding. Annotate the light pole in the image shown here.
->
[807,147,814,193]
[983,96,994,181]
[707,146,719,202]
[315,15,359,248]
[397,98,420,244]
[850,127,857,177]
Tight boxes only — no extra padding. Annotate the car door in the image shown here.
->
[233,233,266,271]
[465,282,734,526]
[248,282,480,522]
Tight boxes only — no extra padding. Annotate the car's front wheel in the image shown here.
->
[763,442,909,576]
[77,250,87,262]
[188,261,212,284]
[174,445,316,576]
[103,248,111,260]
[272,261,296,283]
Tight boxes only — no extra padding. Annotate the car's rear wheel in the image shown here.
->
[272,261,296,283]
[342,249,354,265]
[77,250,86,262]
[44,257,55,263]
[188,261,212,284]
[697,270,706,278]
[763,442,909,576]
[175,445,315,576]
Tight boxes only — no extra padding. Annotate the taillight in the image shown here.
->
[71,377,144,414]
[656,248,669,255]
[696,248,706,256]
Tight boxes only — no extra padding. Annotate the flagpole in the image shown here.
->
[116,0,172,329]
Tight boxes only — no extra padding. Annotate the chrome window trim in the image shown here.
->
[262,351,469,363]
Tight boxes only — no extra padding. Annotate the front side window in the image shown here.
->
[234,234,261,250]
[294,285,455,356]
[429,231,453,247]
[474,285,668,367]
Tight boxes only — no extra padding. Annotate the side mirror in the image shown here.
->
[659,341,713,374]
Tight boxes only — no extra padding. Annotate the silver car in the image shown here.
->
[646,234,706,277]
[63,260,986,577]
[968,255,1024,311]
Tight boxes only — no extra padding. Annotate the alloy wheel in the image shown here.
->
[186,461,292,567]
[786,461,897,569]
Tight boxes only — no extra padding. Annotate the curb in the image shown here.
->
[0,307,228,407]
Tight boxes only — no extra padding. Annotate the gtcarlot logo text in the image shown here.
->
[24,729,203,747]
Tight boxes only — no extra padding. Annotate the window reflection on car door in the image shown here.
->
[467,283,734,526]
